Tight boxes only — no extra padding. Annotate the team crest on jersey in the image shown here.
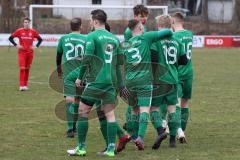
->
[22,32,26,35]
[29,32,32,36]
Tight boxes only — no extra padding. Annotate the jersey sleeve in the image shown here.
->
[144,29,173,44]
[11,29,21,37]
[56,37,63,56]
[33,29,41,38]
[150,42,158,52]
[85,34,95,56]
[124,28,132,42]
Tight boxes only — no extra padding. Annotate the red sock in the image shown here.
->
[19,68,25,87]
[24,69,30,86]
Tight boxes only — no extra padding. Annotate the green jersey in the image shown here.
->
[83,29,121,85]
[173,30,193,80]
[124,25,147,42]
[123,30,173,86]
[57,33,86,77]
[151,36,185,84]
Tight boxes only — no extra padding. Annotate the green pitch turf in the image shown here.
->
[0,47,240,160]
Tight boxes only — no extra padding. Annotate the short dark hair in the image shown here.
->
[172,12,184,21]
[91,9,107,24]
[105,23,111,32]
[133,4,149,16]
[128,19,140,31]
[23,17,31,22]
[70,18,82,31]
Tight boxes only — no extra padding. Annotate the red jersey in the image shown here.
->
[11,28,41,53]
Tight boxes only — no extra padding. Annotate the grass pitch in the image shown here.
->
[0,47,240,160]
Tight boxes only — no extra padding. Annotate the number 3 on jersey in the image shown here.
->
[127,48,142,65]
[65,43,84,60]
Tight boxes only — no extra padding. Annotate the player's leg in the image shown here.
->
[135,85,152,150]
[160,104,169,133]
[67,99,93,156]
[63,80,79,138]
[180,78,193,131]
[167,104,178,148]
[24,52,33,89]
[65,96,75,138]
[18,52,26,91]
[96,103,108,151]
[150,105,167,150]
[72,97,80,133]
[102,103,117,157]
[166,86,180,148]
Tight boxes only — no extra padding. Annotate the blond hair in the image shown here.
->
[155,15,172,28]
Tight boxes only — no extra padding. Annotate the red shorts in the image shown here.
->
[18,51,34,69]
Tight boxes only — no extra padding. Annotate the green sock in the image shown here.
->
[181,107,189,131]
[107,122,117,144]
[125,106,133,134]
[99,119,108,146]
[160,104,167,120]
[138,112,149,138]
[168,112,179,136]
[131,114,139,138]
[116,122,125,138]
[176,106,181,129]
[77,117,88,145]
[66,102,73,130]
[150,111,162,130]
[97,107,108,146]
[72,103,79,127]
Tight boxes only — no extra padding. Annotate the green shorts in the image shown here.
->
[178,77,193,99]
[81,83,117,105]
[63,69,83,97]
[127,85,153,107]
[152,84,178,106]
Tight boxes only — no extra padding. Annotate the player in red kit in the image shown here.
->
[9,17,42,91]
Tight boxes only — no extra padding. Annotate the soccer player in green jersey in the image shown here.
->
[123,4,149,142]
[172,12,194,143]
[67,9,121,157]
[122,19,172,150]
[56,18,86,138]
[151,15,188,149]
[124,4,148,41]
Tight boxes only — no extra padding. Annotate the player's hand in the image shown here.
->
[16,44,23,49]
[119,86,130,100]
[75,79,82,88]
[31,46,37,50]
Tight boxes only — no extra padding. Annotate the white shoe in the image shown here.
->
[23,86,28,90]
[19,86,24,91]
[67,148,77,155]
[177,128,187,143]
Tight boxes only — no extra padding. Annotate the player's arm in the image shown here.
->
[35,37,43,48]
[178,42,188,65]
[8,36,17,46]
[8,30,22,48]
[144,29,173,43]
[75,66,87,87]
[33,30,43,48]
[124,27,132,42]
[82,34,95,65]
[56,38,63,78]
[116,48,130,99]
